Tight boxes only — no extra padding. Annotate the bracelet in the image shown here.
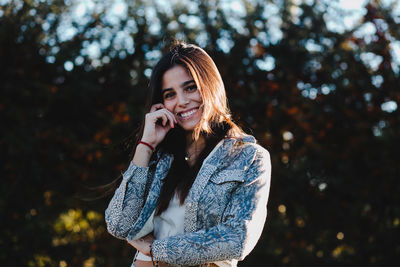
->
[150,243,158,267]
[138,141,155,152]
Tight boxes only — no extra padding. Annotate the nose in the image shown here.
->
[177,91,189,107]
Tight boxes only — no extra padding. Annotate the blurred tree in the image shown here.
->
[0,0,399,266]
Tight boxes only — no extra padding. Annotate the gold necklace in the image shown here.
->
[185,140,198,161]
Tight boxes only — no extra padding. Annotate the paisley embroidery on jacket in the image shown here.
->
[105,135,271,267]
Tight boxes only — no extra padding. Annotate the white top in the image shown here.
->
[135,192,185,261]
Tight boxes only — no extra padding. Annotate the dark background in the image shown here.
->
[1,0,399,266]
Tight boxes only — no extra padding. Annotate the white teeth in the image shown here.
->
[180,108,197,118]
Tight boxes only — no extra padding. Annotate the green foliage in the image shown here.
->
[1,0,399,266]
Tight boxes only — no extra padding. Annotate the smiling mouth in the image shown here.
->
[177,107,199,120]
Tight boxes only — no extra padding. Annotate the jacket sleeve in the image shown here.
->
[151,146,271,265]
[104,161,153,239]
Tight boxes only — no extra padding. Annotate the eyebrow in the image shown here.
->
[161,79,195,93]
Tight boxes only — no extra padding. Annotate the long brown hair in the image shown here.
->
[145,41,244,214]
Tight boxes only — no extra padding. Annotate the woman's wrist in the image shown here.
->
[138,140,155,152]
[132,143,153,167]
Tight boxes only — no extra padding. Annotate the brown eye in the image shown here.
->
[163,92,175,99]
[186,85,197,92]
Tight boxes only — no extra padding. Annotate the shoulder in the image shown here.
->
[230,134,269,158]
[219,134,270,171]
[232,135,271,185]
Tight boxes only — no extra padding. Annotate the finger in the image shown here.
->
[163,111,175,128]
[159,109,175,128]
[144,234,155,242]
[159,108,176,124]
[166,109,178,123]
[127,240,138,247]
[170,112,178,123]
[147,110,166,124]
[150,103,164,112]
[169,114,175,128]
[160,113,168,126]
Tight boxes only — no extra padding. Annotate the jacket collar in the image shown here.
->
[202,134,256,170]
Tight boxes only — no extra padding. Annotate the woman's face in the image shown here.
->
[161,65,203,132]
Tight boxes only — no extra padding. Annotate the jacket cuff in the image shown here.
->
[151,239,169,262]
[123,161,149,184]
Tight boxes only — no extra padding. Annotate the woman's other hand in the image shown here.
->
[141,103,177,149]
[127,234,155,257]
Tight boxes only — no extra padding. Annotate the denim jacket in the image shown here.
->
[105,135,271,266]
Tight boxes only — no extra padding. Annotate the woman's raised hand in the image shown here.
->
[141,103,177,149]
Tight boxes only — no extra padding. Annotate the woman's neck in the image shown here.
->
[185,132,205,165]
[186,132,205,146]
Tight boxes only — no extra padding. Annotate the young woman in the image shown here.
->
[105,42,271,267]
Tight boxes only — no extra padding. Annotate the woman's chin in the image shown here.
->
[178,119,200,132]
[179,124,196,132]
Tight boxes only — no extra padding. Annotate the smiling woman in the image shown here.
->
[104,41,272,267]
